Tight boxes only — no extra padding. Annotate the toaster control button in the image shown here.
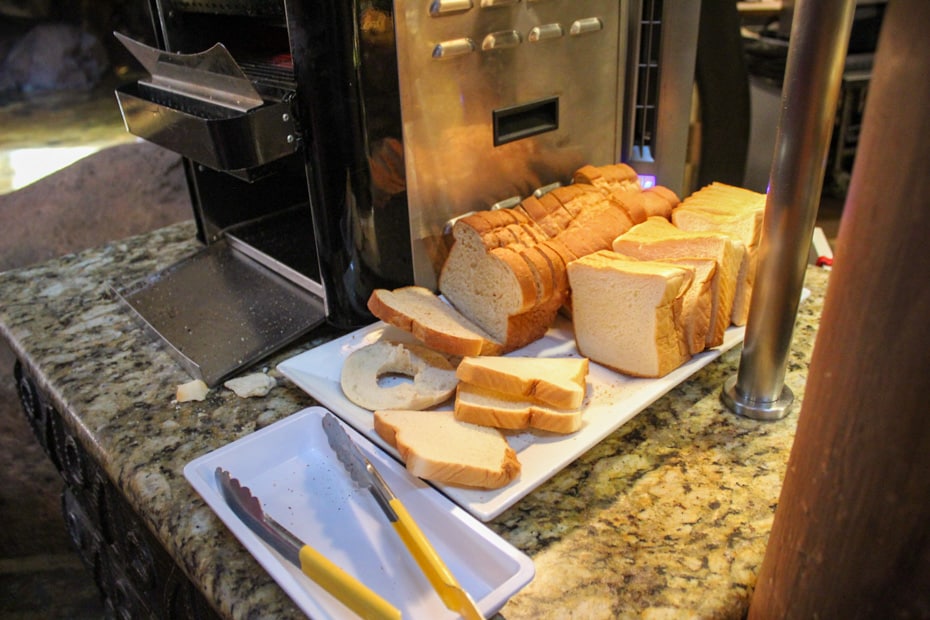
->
[429,0,473,16]
[432,38,477,58]
[528,23,564,43]
[480,0,519,6]
[570,17,604,36]
[481,30,522,50]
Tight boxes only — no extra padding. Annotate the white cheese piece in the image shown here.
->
[224,372,276,398]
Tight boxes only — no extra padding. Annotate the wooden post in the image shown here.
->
[748,1,930,617]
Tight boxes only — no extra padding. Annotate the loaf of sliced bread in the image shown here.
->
[573,162,640,192]
[440,201,627,350]
[455,355,588,409]
[567,250,693,378]
[436,162,678,353]
[367,286,503,356]
[454,383,584,434]
[611,217,745,348]
[373,409,521,489]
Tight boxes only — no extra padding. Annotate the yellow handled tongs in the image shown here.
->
[321,412,485,620]
[215,467,401,620]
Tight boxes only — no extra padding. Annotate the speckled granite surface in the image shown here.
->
[0,220,829,619]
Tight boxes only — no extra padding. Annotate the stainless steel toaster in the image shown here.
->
[114,0,700,384]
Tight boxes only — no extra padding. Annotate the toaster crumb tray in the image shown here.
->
[114,239,325,386]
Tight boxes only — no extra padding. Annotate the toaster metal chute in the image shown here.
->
[114,32,298,177]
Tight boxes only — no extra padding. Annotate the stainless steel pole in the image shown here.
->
[721,0,855,421]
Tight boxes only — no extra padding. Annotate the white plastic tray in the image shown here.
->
[184,407,535,620]
[278,315,747,522]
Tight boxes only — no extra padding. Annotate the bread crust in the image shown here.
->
[646,185,681,208]
[608,190,648,224]
[518,246,555,306]
[640,188,675,219]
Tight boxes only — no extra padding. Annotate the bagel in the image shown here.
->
[340,341,458,411]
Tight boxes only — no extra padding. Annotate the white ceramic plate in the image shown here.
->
[278,315,747,522]
[184,407,535,620]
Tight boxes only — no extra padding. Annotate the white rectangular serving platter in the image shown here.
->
[278,315,746,522]
[184,407,535,620]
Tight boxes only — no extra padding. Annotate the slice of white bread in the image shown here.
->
[567,250,693,378]
[455,355,588,409]
[659,257,717,355]
[439,221,548,349]
[672,206,759,326]
[373,409,521,489]
[340,341,458,411]
[612,253,717,356]
[454,383,583,434]
[611,217,745,348]
[672,182,766,325]
[367,286,503,356]
[672,206,763,248]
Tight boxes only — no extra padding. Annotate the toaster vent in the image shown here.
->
[633,0,663,161]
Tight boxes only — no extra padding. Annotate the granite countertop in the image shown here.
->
[0,220,829,619]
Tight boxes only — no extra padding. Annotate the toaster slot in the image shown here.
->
[224,204,324,297]
[162,0,285,18]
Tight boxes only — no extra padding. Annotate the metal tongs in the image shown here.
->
[321,412,485,620]
[215,467,401,620]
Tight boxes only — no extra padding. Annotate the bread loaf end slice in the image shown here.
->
[439,227,544,346]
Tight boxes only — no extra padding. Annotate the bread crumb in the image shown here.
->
[176,379,209,402]
[224,372,276,398]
